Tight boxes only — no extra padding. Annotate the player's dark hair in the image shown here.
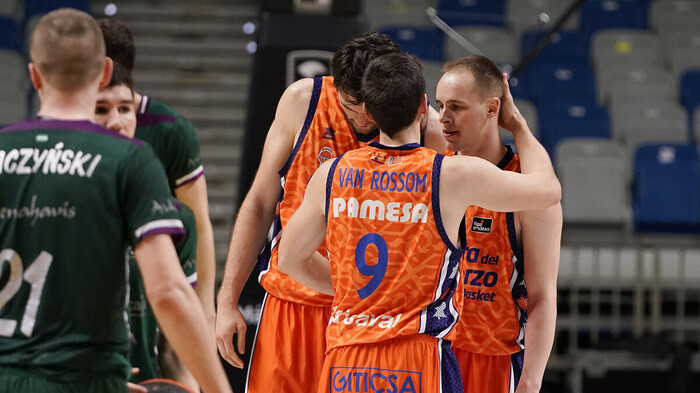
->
[107,62,133,91]
[98,18,135,77]
[332,32,400,105]
[443,55,504,101]
[361,52,425,138]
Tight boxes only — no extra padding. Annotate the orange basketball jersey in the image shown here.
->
[259,76,379,307]
[447,146,527,355]
[324,142,462,351]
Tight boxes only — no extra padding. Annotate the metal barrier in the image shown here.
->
[554,230,700,392]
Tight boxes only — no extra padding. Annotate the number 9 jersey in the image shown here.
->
[324,142,462,351]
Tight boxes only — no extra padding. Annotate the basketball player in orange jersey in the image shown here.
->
[277,52,560,393]
[215,32,446,392]
[437,55,562,393]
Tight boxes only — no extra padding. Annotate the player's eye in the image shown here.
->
[95,106,108,115]
[118,105,132,114]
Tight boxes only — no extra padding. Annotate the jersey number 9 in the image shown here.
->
[355,233,388,299]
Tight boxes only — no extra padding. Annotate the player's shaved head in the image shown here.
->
[29,8,105,92]
[443,55,504,102]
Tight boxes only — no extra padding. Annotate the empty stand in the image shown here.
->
[579,0,648,38]
[537,98,610,154]
[591,29,662,74]
[634,143,700,232]
[610,99,688,155]
[364,0,435,31]
[444,26,517,64]
[507,0,579,39]
[520,29,589,68]
[555,137,629,225]
[436,0,505,27]
[379,26,444,61]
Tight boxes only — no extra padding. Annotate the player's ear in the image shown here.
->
[486,96,500,117]
[99,57,114,89]
[28,63,42,90]
[420,94,428,115]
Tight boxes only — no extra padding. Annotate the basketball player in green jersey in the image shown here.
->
[95,63,199,390]
[98,18,217,336]
[0,9,231,393]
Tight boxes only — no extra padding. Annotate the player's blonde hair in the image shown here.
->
[29,8,105,92]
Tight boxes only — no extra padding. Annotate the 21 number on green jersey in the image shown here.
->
[0,249,53,337]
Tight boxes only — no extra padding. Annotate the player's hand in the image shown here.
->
[215,306,247,368]
[498,73,527,135]
[127,368,147,393]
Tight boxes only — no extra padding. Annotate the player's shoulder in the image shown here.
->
[282,77,320,106]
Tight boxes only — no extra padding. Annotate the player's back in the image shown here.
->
[325,142,462,351]
[0,119,182,380]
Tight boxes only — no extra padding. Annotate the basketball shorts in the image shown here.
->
[453,348,524,393]
[246,293,332,393]
[317,334,463,393]
[0,366,128,393]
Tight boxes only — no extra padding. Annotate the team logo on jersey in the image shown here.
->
[470,217,492,233]
[323,127,336,140]
[318,147,334,163]
[516,295,528,311]
[331,367,420,393]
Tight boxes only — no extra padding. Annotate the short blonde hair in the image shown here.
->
[29,8,105,92]
[443,55,504,102]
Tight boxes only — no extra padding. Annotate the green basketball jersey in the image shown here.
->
[135,96,204,192]
[128,201,197,383]
[0,119,184,382]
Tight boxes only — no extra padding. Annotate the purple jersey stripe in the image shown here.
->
[140,226,186,245]
[0,119,144,146]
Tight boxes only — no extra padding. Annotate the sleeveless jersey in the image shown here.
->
[128,201,198,383]
[0,119,184,380]
[324,142,462,351]
[259,76,379,307]
[136,96,204,192]
[447,146,527,355]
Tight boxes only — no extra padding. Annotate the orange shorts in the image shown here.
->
[317,335,463,393]
[453,348,524,393]
[246,294,332,393]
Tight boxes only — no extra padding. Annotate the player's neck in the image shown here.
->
[458,131,507,164]
[36,89,99,121]
[378,122,421,146]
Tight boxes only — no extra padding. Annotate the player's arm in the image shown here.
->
[215,78,313,368]
[175,177,216,330]
[515,205,562,393]
[422,104,447,153]
[135,233,232,393]
[277,161,333,295]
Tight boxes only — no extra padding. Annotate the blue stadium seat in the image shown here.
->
[634,143,700,233]
[537,98,610,154]
[579,0,647,38]
[520,30,589,68]
[523,61,597,106]
[680,68,700,128]
[379,26,444,61]
[436,0,505,27]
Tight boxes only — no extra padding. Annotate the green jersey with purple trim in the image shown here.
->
[0,119,184,382]
[128,201,197,383]
[135,96,204,192]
